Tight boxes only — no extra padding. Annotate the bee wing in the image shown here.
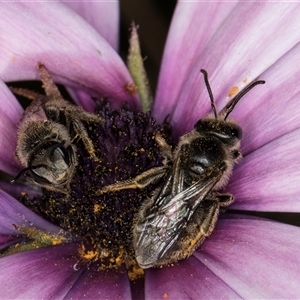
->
[170,154,185,196]
[134,170,222,268]
[140,154,186,225]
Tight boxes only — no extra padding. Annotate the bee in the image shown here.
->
[12,62,104,194]
[98,69,265,268]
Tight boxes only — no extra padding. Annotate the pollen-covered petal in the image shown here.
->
[154,1,237,123]
[64,1,119,50]
[0,243,83,299]
[228,128,300,212]
[157,3,300,136]
[0,190,60,235]
[0,80,23,175]
[145,255,241,299]
[0,3,138,107]
[194,216,300,298]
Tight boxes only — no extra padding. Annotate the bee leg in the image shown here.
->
[69,106,105,124]
[231,149,242,161]
[9,87,42,101]
[194,193,233,238]
[195,200,220,240]
[175,192,234,262]
[214,193,234,206]
[71,119,100,162]
[96,166,169,195]
[38,63,105,124]
[97,134,172,195]
[172,199,220,263]
[37,62,65,102]
[154,133,172,164]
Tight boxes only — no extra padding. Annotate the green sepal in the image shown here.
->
[127,23,153,112]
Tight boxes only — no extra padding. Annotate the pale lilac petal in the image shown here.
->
[64,1,119,51]
[228,129,300,212]
[154,1,237,123]
[0,190,60,234]
[66,86,123,112]
[66,87,98,112]
[155,3,300,137]
[64,263,131,299]
[145,256,240,299]
[0,80,23,175]
[235,41,300,155]
[0,243,84,299]
[0,3,138,107]
[194,217,300,298]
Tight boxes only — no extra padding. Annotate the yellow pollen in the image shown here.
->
[94,204,101,212]
[228,86,239,97]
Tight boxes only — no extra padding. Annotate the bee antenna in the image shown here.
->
[200,69,218,119]
[11,167,32,183]
[221,80,265,121]
[11,165,47,183]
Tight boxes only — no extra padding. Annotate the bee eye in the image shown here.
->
[231,125,243,140]
[194,119,242,144]
[30,167,52,184]
[49,142,71,165]
[10,164,50,184]
[53,146,70,165]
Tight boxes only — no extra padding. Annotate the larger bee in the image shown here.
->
[98,69,265,269]
[12,63,104,194]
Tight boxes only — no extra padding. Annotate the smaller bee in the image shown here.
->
[12,63,104,193]
[98,70,265,268]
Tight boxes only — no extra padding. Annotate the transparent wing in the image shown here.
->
[134,169,222,268]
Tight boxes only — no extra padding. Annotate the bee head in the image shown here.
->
[27,141,75,185]
[12,140,77,191]
[195,69,265,145]
[194,118,242,146]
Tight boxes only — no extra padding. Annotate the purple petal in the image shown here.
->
[155,3,300,137]
[236,41,300,155]
[66,87,99,112]
[0,243,83,299]
[0,80,23,175]
[64,261,131,299]
[64,2,119,51]
[228,129,300,212]
[154,2,237,123]
[0,243,131,299]
[194,216,300,298]
[0,189,60,235]
[0,180,42,200]
[66,86,128,112]
[145,256,240,299]
[0,3,138,107]
[0,234,19,250]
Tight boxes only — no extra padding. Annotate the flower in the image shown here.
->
[1,1,300,299]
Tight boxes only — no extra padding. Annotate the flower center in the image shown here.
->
[19,101,172,279]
